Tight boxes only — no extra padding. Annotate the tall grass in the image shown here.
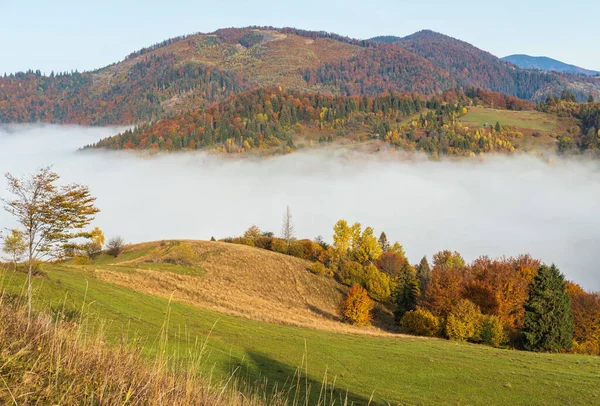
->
[0,286,357,406]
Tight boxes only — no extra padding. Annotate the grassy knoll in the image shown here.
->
[2,259,599,405]
[461,107,559,133]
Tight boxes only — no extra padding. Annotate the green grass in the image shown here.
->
[2,266,599,405]
[461,107,559,132]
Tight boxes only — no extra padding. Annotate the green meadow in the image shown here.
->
[2,263,599,405]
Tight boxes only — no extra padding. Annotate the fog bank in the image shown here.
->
[1,124,599,290]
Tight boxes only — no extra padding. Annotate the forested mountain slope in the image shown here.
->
[2,27,600,126]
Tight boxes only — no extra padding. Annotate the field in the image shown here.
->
[461,107,560,133]
[2,242,600,405]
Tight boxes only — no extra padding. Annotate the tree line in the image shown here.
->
[223,212,600,355]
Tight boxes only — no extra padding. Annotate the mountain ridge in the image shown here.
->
[502,54,600,76]
[1,26,599,127]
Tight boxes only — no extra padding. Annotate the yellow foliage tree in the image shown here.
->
[355,227,383,265]
[332,220,352,262]
[341,284,374,326]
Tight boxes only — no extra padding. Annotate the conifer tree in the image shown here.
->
[394,274,421,321]
[377,232,390,252]
[522,264,573,352]
[416,256,431,296]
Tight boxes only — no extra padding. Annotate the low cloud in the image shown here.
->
[1,124,599,290]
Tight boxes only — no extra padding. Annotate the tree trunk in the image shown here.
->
[27,251,32,320]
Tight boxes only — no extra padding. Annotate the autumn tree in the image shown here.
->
[446,299,483,341]
[84,227,105,258]
[423,263,466,317]
[522,264,573,352]
[341,284,374,326]
[332,219,352,263]
[433,250,465,269]
[376,251,408,279]
[281,206,295,250]
[2,168,99,317]
[2,229,26,271]
[354,226,383,265]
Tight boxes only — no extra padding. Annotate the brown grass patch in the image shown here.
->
[93,241,406,338]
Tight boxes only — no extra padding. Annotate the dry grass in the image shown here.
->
[92,241,401,338]
[0,299,263,405]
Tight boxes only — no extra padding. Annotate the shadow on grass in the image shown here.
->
[225,351,374,405]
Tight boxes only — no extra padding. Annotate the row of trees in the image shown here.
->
[224,215,600,355]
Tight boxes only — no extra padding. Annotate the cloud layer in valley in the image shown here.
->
[1,124,599,290]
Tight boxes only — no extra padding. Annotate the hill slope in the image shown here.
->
[503,54,600,76]
[373,30,600,101]
[2,27,600,126]
[89,240,352,331]
[1,244,600,405]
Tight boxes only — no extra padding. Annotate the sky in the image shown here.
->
[1,0,599,74]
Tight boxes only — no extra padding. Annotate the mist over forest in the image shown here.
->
[1,124,599,290]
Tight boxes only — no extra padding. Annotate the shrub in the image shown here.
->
[288,241,306,259]
[364,264,392,301]
[481,315,508,347]
[106,236,125,257]
[309,262,327,276]
[271,239,288,254]
[446,299,483,341]
[166,244,195,265]
[341,285,374,326]
[254,236,273,250]
[338,261,366,286]
[400,308,440,337]
[72,255,91,265]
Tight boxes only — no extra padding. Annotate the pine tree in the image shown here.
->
[416,256,431,296]
[495,122,502,133]
[378,232,390,252]
[394,275,420,321]
[522,264,573,352]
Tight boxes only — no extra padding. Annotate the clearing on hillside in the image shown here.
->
[460,107,560,133]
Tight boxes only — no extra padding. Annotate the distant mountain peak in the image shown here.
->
[502,54,599,76]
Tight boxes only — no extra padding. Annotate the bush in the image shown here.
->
[288,241,306,259]
[481,315,508,347]
[72,255,91,265]
[309,262,327,276]
[166,244,195,266]
[446,299,483,341]
[341,285,374,326]
[338,261,366,286]
[400,308,440,337]
[106,236,125,258]
[364,264,392,301]
[271,239,288,254]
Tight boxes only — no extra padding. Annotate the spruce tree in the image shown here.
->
[416,256,431,297]
[394,275,420,321]
[522,264,573,352]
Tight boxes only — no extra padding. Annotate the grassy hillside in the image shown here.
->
[87,240,356,331]
[2,242,600,405]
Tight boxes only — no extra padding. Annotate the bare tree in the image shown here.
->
[106,236,125,257]
[2,167,99,318]
[281,206,295,249]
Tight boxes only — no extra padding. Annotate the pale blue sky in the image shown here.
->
[1,0,598,74]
